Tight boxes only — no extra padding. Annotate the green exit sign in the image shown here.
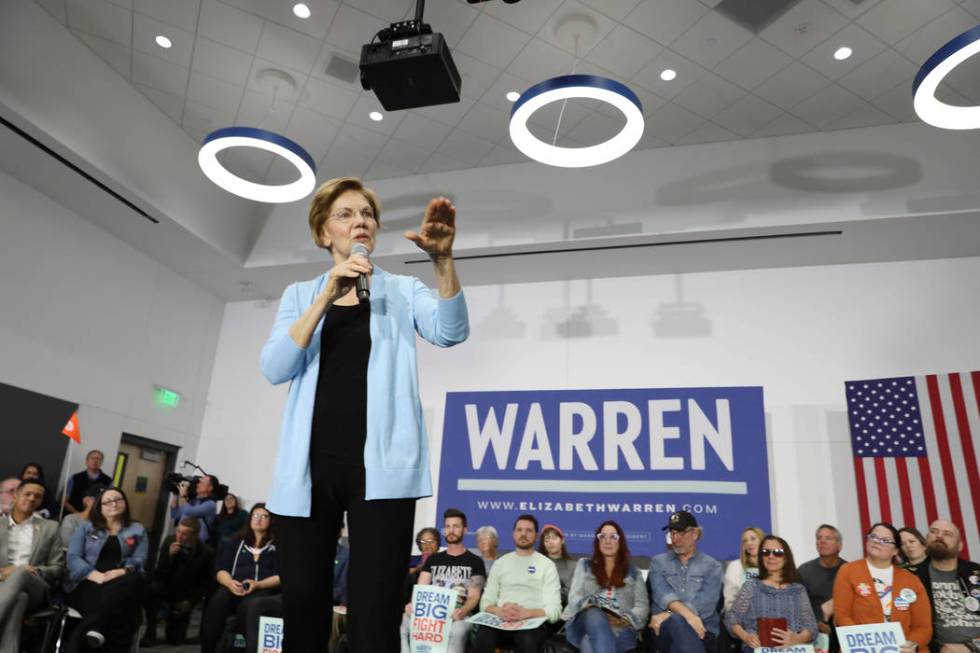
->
[154,386,181,408]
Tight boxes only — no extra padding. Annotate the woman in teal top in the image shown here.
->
[261,177,468,653]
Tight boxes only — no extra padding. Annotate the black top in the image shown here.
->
[95,536,122,572]
[68,470,114,512]
[310,303,371,466]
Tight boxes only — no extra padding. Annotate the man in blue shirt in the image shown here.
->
[647,511,723,653]
[169,474,219,542]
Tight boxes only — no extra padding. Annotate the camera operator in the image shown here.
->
[169,474,219,542]
[142,517,214,646]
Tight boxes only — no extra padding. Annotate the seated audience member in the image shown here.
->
[62,450,113,515]
[201,503,281,653]
[60,483,106,548]
[539,523,576,607]
[900,527,929,574]
[212,493,248,547]
[563,520,649,653]
[142,517,214,646]
[64,487,147,653]
[475,525,500,575]
[19,463,59,519]
[726,535,817,651]
[914,520,980,652]
[724,527,764,615]
[410,527,441,574]
[799,523,847,651]
[647,510,723,653]
[0,480,65,653]
[475,514,561,653]
[0,478,19,516]
[401,508,485,653]
[170,474,219,542]
[833,522,931,652]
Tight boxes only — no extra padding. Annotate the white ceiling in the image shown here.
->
[30,0,980,185]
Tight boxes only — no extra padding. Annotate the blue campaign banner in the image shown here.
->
[436,387,770,560]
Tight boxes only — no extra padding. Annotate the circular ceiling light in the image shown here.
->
[509,74,644,168]
[913,24,980,130]
[506,91,520,102]
[292,3,311,19]
[198,127,317,203]
[369,111,383,121]
[833,46,852,61]
[155,35,172,49]
[660,68,677,81]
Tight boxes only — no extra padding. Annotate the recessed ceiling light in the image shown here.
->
[292,3,311,19]
[155,35,172,49]
[369,111,383,121]
[834,46,853,61]
[506,91,520,102]
[660,69,677,81]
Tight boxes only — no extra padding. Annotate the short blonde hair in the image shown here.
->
[308,177,381,249]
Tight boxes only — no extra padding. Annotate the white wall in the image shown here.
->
[0,168,224,486]
[196,255,980,560]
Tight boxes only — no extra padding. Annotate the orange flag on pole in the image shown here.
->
[62,411,80,443]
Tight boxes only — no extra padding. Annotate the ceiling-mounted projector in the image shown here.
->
[359,0,461,111]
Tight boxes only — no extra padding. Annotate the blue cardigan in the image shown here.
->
[260,267,469,516]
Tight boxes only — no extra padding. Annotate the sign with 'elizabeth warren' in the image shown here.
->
[436,386,770,559]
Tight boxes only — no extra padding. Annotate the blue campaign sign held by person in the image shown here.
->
[436,386,770,559]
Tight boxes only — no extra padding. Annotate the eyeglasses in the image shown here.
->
[760,548,785,557]
[100,497,125,506]
[329,208,375,223]
[866,534,896,546]
[597,533,621,541]
[417,538,436,546]
[251,514,271,521]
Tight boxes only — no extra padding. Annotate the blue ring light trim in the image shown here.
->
[202,126,317,173]
[511,74,643,117]
[913,24,980,95]
[912,24,980,130]
[509,75,645,168]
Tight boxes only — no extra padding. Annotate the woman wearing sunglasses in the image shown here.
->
[833,522,932,651]
[562,521,650,652]
[725,535,817,651]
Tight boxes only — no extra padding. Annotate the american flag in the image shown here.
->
[845,372,980,560]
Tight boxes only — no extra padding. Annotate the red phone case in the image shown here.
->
[757,617,788,647]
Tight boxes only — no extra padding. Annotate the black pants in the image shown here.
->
[274,459,415,653]
[200,586,282,653]
[472,623,548,653]
[66,574,144,653]
[143,578,200,644]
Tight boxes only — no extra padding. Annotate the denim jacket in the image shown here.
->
[562,558,651,632]
[64,520,148,593]
[647,548,723,635]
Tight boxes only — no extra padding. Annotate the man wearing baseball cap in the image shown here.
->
[647,510,723,652]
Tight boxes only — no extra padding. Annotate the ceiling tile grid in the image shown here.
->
[39,0,974,182]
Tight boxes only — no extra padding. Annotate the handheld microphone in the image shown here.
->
[351,243,371,304]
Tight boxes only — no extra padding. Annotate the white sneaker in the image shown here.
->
[85,630,105,648]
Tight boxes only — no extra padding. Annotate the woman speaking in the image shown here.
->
[260,177,469,652]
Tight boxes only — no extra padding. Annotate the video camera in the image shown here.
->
[166,461,227,501]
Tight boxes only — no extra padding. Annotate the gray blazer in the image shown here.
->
[0,514,65,586]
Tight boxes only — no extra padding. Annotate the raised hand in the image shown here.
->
[405,197,456,259]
